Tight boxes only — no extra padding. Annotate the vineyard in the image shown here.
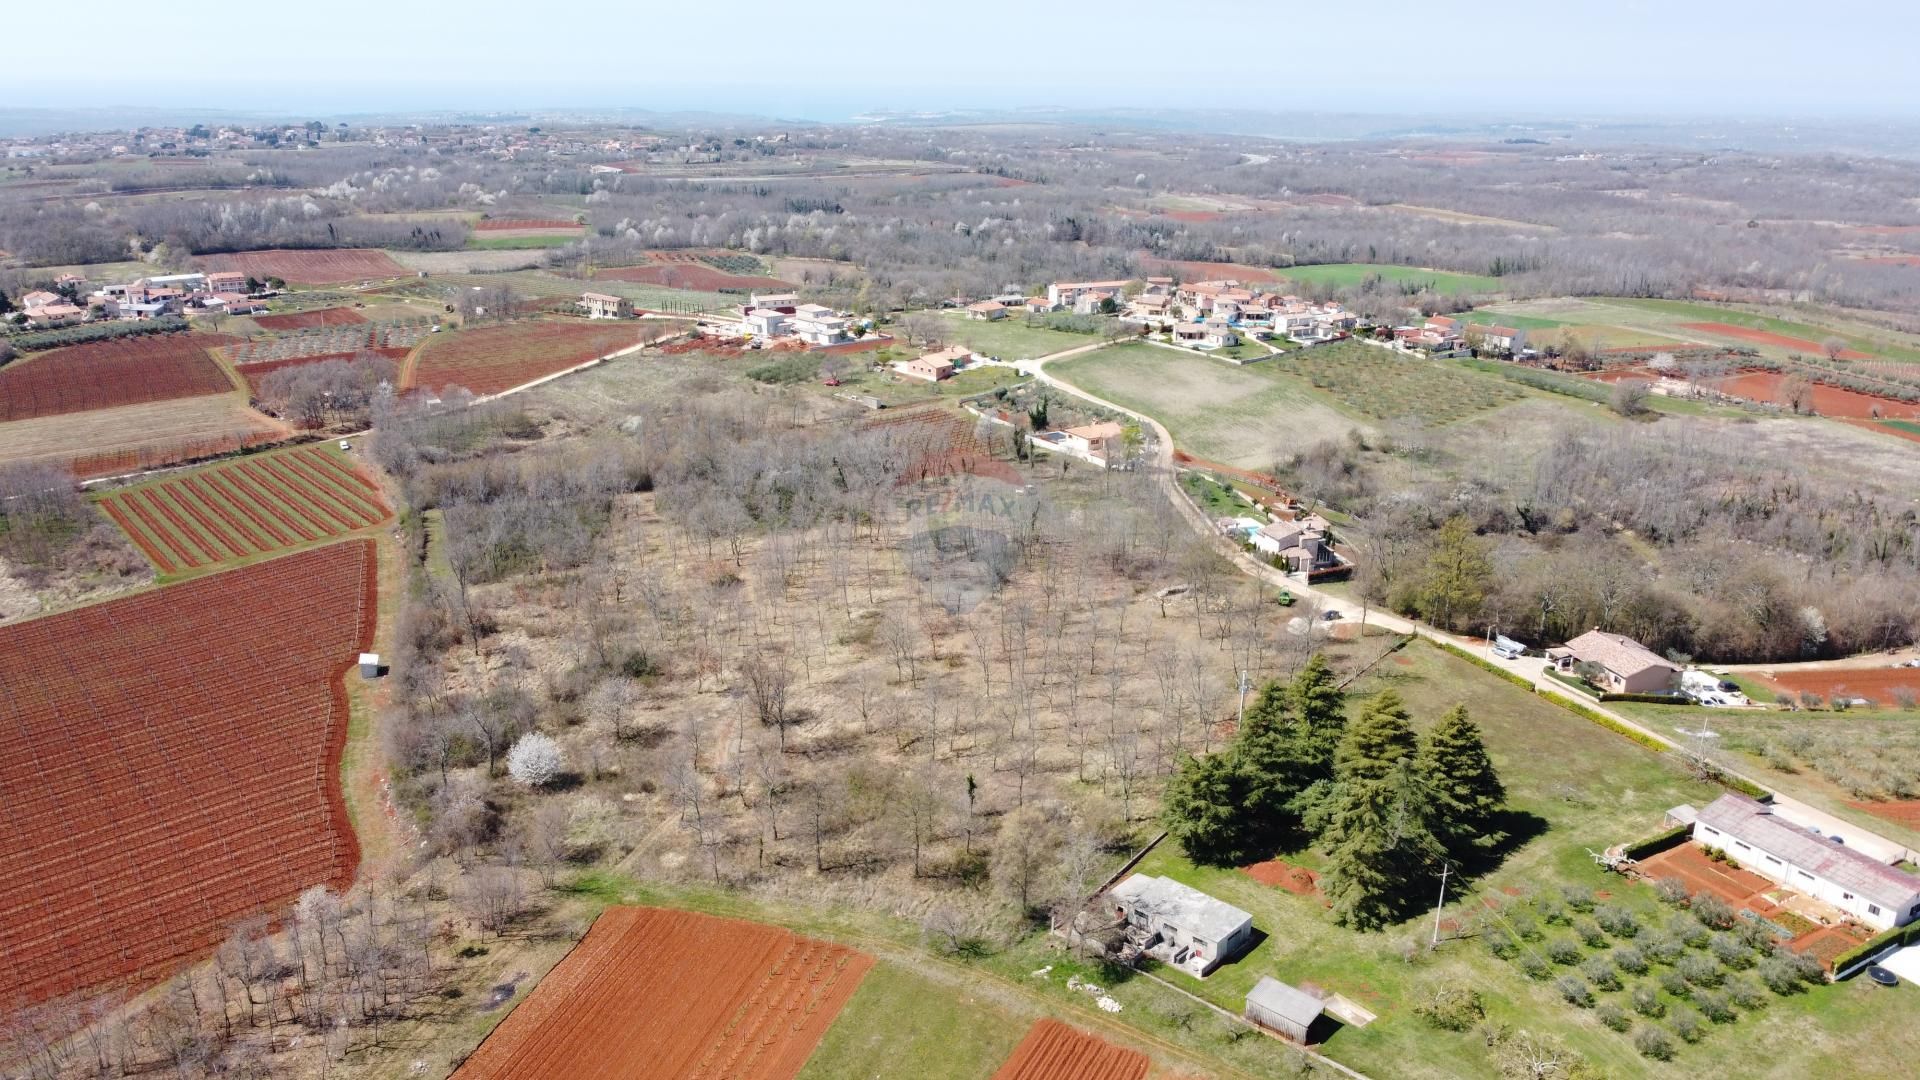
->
[251,307,368,331]
[409,320,649,396]
[200,248,409,284]
[0,540,374,1007]
[990,1020,1150,1080]
[97,445,392,574]
[226,317,435,364]
[0,333,237,421]
[453,907,872,1080]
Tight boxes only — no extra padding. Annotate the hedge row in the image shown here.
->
[1833,920,1920,977]
[1599,692,1694,705]
[1550,698,1674,755]
[1622,823,1693,861]
[1430,638,1535,689]
[9,315,190,352]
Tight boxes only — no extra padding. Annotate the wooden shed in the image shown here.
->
[1245,976,1322,1043]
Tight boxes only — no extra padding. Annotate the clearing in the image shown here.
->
[0,540,374,1007]
[0,393,289,477]
[935,311,1111,361]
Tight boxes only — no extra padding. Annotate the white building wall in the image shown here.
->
[1693,826,1918,930]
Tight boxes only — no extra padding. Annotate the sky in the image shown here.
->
[5,0,1916,121]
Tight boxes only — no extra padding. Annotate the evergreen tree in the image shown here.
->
[1318,690,1444,929]
[1162,679,1315,865]
[1413,516,1492,631]
[1422,705,1507,854]
[1287,653,1346,772]
[1162,750,1254,865]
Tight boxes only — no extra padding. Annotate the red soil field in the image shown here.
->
[0,541,374,1007]
[474,218,582,231]
[453,906,872,1080]
[0,333,236,421]
[99,446,392,573]
[252,306,368,330]
[201,248,408,284]
[595,263,794,292]
[1242,857,1322,897]
[1849,799,1920,830]
[1137,255,1286,284]
[991,1019,1149,1080]
[411,320,649,396]
[863,407,1022,486]
[1678,322,1872,360]
[1756,665,1920,704]
[1702,371,1920,419]
[237,346,413,395]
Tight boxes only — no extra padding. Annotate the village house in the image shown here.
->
[1172,320,1239,349]
[579,292,632,319]
[1046,279,1131,312]
[20,288,85,326]
[1250,515,1341,574]
[1692,794,1920,931]
[205,270,248,294]
[1022,296,1053,315]
[1053,420,1125,465]
[895,345,970,382]
[1109,874,1254,977]
[1547,629,1679,694]
[749,291,799,314]
[965,300,1008,321]
[1468,322,1527,354]
[742,307,789,338]
[1124,293,1171,322]
[789,303,852,346]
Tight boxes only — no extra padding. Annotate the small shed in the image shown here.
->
[1245,976,1322,1043]
[358,653,382,679]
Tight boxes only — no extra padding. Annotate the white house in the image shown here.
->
[579,292,632,319]
[742,307,790,338]
[1054,420,1125,465]
[1047,279,1130,310]
[1693,794,1920,931]
[1468,322,1527,354]
[790,303,852,346]
[965,300,1008,321]
[1108,874,1254,977]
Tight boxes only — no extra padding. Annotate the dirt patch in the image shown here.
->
[990,1019,1149,1080]
[1848,799,1920,830]
[0,393,288,477]
[1702,370,1920,419]
[1678,322,1873,360]
[1242,857,1322,897]
[452,906,872,1080]
[1757,665,1920,703]
[0,541,374,1006]
[252,307,368,331]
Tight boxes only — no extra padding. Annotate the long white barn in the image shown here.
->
[1694,794,1920,930]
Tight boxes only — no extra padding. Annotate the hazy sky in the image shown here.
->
[6,0,1915,119]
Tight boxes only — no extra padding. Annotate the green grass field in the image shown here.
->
[1276,263,1504,294]
[1127,638,1919,1079]
[465,234,579,250]
[795,962,1025,1080]
[1879,419,1920,435]
[1051,342,1357,467]
[1281,342,1524,423]
[932,312,1104,361]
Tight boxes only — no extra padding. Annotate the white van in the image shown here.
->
[1491,635,1526,660]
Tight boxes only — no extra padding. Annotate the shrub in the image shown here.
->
[1554,975,1595,1008]
[1416,983,1485,1032]
[1615,945,1650,975]
[1483,928,1519,960]
[1595,904,1641,939]
[1660,970,1691,997]
[1653,876,1692,905]
[506,731,566,788]
[1598,1002,1632,1032]
[1694,989,1736,1023]
[1546,937,1584,965]
[1517,953,1551,981]
[1507,910,1542,942]
[1535,897,1570,926]
[1709,932,1754,969]
[1668,913,1710,948]
[1669,1008,1705,1043]
[1631,982,1666,1018]
[1678,954,1724,987]
[1574,918,1606,948]
[1691,894,1737,930]
[1581,955,1620,991]
[744,355,821,385]
[1560,884,1596,912]
[1634,1024,1677,1060]
[1726,973,1769,1010]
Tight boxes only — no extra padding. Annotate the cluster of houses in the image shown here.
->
[961,277,1358,353]
[13,270,266,328]
[1218,511,1349,577]
[1395,314,1528,356]
[737,292,861,347]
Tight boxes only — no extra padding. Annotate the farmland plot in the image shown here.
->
[0,540,374,1007]
[991,1020,1149,1080]
[97,444,392,574]
[251,306,368,331]
[200,248,408,284]
[452,906,872,1080]
[410,320,651,396]
[0,333,236,421]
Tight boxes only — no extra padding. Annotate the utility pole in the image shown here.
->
[1431,861,1452,947]
[1237,671,1252,730]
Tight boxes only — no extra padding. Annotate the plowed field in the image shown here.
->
[453,906,872,1080]
[98,445,392,573]
[0,541,375,1006]
[0,333,236,421]
[1679,322,1873,360]
[201,248,408,284]
[252,307,368,330]
[410,320,648,396]
[237,347,413,395]
[1704,371,1920,419]
[990,1019,1149,1080]
[1756,665,1920,704]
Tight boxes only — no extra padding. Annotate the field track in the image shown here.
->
[991,1019,1150,1080]
[0,333,236,421]
[452,906,872,1080]
[0,541,375,1007]
[98,445,391,573]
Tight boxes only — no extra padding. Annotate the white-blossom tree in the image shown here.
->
[506,731,565,788]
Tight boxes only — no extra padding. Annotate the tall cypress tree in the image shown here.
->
[1287,654,1346,772]
[1318,690,1444,929]
[1422,704,1507,854]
